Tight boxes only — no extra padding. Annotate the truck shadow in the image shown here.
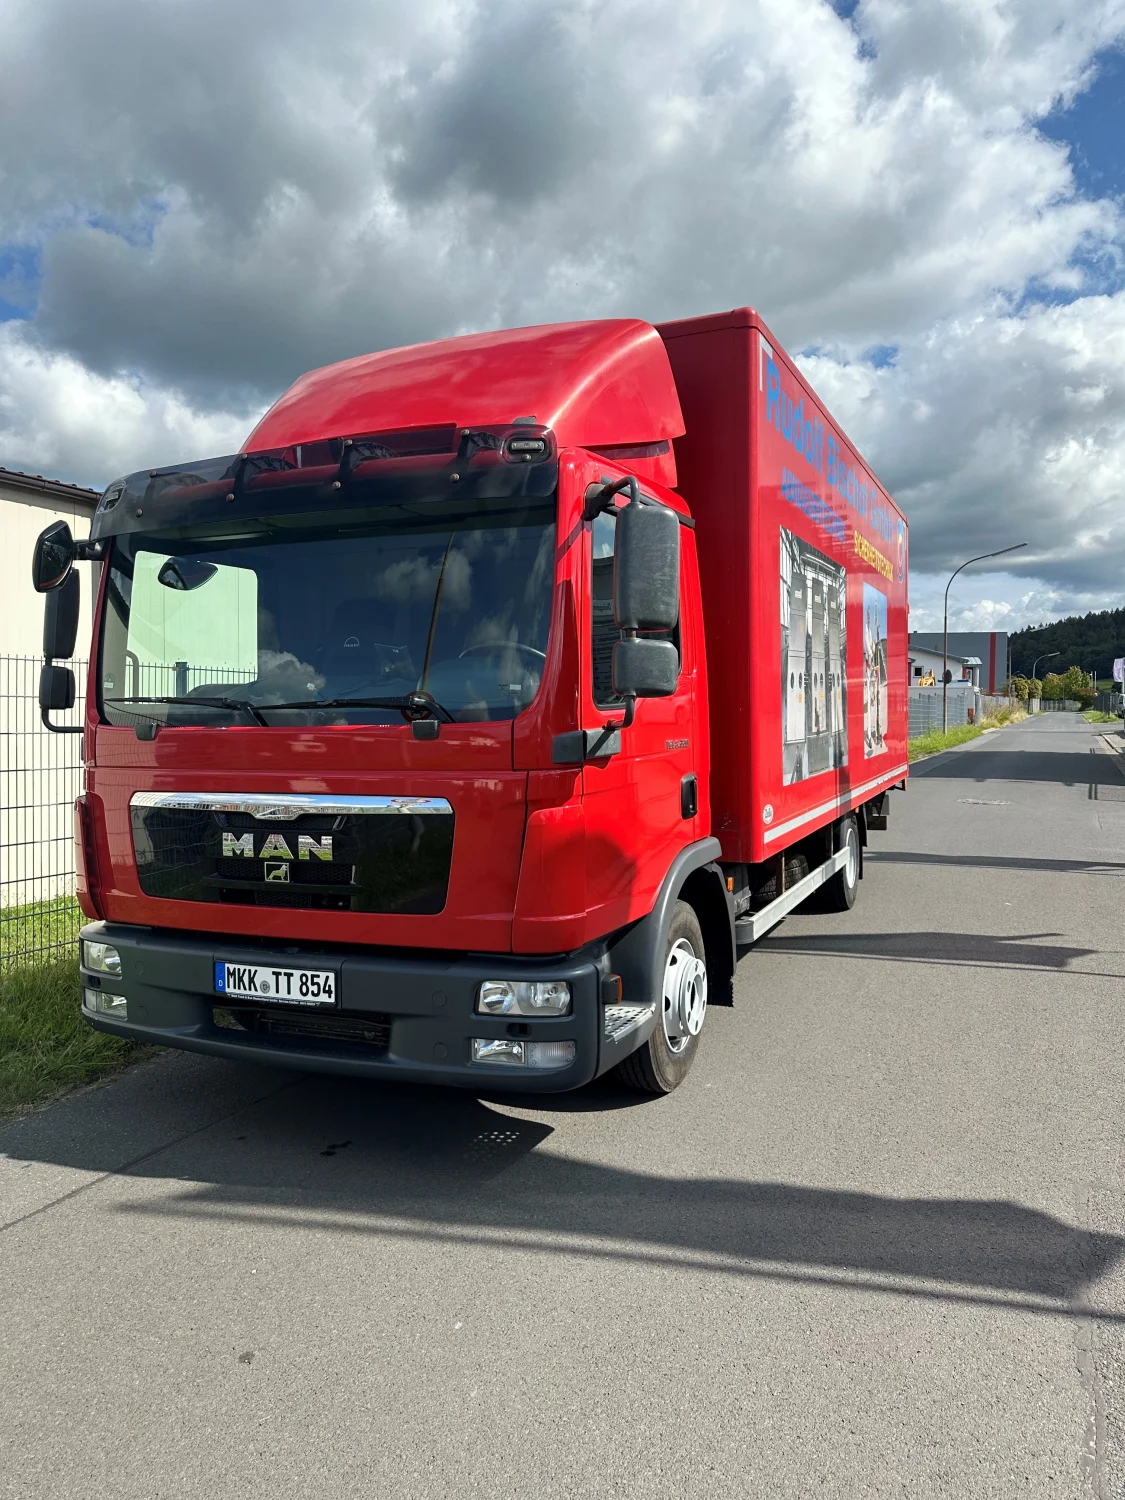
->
[867,851,1125,877]
[916,750,1123,787]
[759,928,1101,972]
[3,1059,1123,1317]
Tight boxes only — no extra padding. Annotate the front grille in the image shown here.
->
[131,803,454,913]
[220,811,341,834]
[218,887,353,910]
[215,1006,392,1052]
[215,857,354,886]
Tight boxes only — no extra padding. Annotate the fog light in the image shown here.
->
[476,980,571,1017]
[87,988,127,1019]
[83,941,121,977]
[471,1037,525,1066]
[526,1040,576,1070]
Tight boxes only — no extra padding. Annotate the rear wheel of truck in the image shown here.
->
[617,900,708,1095]
[816,813,859,912]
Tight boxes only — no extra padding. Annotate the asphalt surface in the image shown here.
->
[4,711,1125,1498]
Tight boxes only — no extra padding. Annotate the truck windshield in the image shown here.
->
[98,499,556,727]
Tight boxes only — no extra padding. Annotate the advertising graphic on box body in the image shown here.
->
[863,582,889,758]
[781,526,847,786]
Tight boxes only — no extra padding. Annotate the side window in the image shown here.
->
[590,508,680,709]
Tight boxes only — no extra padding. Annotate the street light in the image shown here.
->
[1030,651,1060,711]
[943,543,1028,731]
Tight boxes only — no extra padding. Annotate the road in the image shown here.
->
[4,712,1125,1499]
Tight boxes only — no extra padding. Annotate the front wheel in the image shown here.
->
[617,900,707,1095]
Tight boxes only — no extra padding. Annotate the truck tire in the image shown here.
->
[815,814,859,912]
[617,900,707,1095]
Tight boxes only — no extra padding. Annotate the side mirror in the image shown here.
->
[612,637,679,700]
[32,520,76,592]
[40,664,76,712]
[613,498,680,632]
[39,663,81,734]
[942,669,953,684]
[43,571,80,660]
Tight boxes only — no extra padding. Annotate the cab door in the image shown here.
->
[579,486,699,940]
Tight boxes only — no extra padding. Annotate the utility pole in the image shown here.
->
[943,543,1028,732]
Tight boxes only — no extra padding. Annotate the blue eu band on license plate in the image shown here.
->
[214,961,337,1007]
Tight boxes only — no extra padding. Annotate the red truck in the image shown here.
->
[33,307,908,1095]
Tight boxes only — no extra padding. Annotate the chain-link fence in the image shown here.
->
[0,656,87,968]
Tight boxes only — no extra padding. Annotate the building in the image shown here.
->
[907,643,978,688]
[2,467,99,658]
[909,631,1009,693]
[1,467,100,914]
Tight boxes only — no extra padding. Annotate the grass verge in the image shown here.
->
[1083,710,1121,725]
[1,895,84,970]
[908,706,1026,762]
[0,959,157,1119]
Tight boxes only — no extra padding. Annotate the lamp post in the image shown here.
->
[943,543,1028,732]
[1030,651,1060,712]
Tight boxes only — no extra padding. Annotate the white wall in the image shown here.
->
[1,484,96,658]
[1,482,96,915]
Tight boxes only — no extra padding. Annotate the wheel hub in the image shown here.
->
[662,938,708,1053]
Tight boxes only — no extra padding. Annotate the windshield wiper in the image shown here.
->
[104,694,269,726]
[256,691,456,723]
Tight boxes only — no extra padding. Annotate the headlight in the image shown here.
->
[83,941,121,977]
[476,980,571,1017]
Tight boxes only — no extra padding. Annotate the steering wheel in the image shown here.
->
[458,642,546,665]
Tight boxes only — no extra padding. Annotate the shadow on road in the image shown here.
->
[761,928,1100,972]
[3,1061,1122,1317]
[917,750,1122,788]
[868,851,1125,877]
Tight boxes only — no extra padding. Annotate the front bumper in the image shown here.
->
[79,923,638,1093]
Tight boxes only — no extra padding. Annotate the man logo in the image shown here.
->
[221,832,332,861]
[264,862,290,883]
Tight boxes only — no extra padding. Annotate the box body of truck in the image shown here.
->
[36,309,907,1095]
[658,308,908,866]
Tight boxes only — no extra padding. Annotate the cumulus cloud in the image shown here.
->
[0,0,1122,620]
[0,322,257,482]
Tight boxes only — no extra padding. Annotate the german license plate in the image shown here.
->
[214,961,337,1007]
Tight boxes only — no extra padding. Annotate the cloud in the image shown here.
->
[800,293,1125,595]
[0,322,257,485]
[0,0,1122,616]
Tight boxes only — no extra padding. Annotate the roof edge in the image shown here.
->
[0,466,99,505]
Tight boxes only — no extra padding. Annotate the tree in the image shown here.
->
[1007,675,1040,703]
[1059,664,1095,708]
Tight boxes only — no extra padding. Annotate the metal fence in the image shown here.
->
[908,685,978,738]
[1038,698,1082,712]
[1,655,87,968]
[1,654,260,968]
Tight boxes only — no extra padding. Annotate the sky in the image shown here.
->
[0,0,1123,634]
